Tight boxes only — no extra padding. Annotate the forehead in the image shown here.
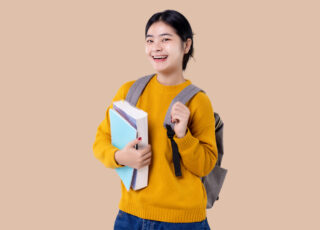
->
[146,21,177,38]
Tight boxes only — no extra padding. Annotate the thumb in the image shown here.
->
[127,137,142,148]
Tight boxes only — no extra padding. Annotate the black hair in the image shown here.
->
[145,9,195,71]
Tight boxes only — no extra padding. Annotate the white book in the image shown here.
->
[113,100,149,190]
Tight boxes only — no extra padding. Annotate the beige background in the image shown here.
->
[1,0,319,229]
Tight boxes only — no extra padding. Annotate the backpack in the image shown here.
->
[125,73,228,209]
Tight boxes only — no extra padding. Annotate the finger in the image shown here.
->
[138,145,151,156]
[172,116,181,123]
[172,107,184,114]
[175,105,189,114]
[171,107,187,120]
[172,102,183,111]
[173,102,186,110]
[171,113,179,123]
[128,137,142,148]
[172,106,190,117]
[141,151,152,161]
[172,110,184,119]
[174,101,184,107]
[141,146,152,156]
[142,157,151,166]
[137,156,151,169]
[172,110,186,120]
[172,114,188,124]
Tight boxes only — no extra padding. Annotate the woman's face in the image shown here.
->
[145,21,189,74]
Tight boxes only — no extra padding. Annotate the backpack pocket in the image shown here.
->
[202,165,228,209]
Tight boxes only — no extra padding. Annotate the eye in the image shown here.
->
[146,39,153,43]
[162,38,170,42]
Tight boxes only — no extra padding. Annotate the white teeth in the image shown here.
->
[153,56,167,59]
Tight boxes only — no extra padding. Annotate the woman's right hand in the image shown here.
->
[115,138,152,169]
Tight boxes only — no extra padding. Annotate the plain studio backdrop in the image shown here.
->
[1,0,319,229]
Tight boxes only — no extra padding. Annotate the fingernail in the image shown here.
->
[138,137,142,140]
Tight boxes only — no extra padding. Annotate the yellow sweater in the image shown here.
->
[92,74,218,223]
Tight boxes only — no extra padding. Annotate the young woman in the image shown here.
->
[93,9,217,230]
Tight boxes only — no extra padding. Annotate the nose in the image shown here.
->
[151,40,162,52]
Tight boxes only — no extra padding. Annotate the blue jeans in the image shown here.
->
[114,210,211,230]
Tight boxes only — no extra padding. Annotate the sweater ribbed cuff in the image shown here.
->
[173,128,198,153]
[109,147,124,168]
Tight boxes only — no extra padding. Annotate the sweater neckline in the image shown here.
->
[149,73,192,93]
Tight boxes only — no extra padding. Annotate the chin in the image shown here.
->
[152,63,172,72]
[154,68,170,74]
[152,65,165,72]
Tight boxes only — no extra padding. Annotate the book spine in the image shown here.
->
[132,116,149,190]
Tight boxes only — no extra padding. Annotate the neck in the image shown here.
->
[156,70,186,86]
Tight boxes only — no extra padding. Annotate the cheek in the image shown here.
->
[167,44,183,58]
[145,46,151,55]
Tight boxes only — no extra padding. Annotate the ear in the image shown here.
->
[184,38,192,54]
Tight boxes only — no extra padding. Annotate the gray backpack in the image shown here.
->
[125,73,228,209]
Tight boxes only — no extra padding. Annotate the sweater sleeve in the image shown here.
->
[173,92,218,177]
[92,84,127,169]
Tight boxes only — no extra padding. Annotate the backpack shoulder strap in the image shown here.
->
[214,112,224,166]
[163,84,205,129]
[163,84,204,177]
[125,73,156,106]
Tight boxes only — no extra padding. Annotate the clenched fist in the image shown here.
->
[171,101,190,138]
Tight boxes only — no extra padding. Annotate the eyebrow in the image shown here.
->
[146,33,173,38]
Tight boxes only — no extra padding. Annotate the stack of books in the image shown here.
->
[109,100,149,191]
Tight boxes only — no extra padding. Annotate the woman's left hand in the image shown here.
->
[171,101,190,138]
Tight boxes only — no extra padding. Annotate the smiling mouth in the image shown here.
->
[152,56,168,61]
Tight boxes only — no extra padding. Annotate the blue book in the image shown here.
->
[109,108,137,191]
[112,100,149,191]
